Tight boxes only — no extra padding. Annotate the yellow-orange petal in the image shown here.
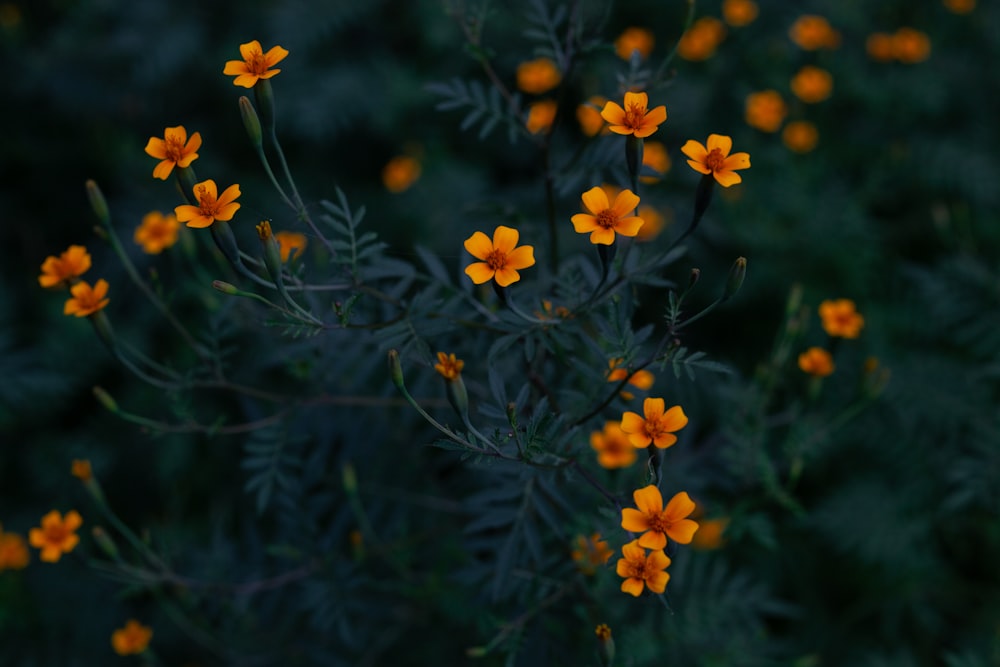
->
[264,45,289,66]
[144,137,167,159]
[642,105,668,127]
[621,508,650,532]
[680,139,708,162]
[686,160,713,175]
[571,213,599,233]
[494,267,522,287]
[492,225,519,253]
[623,91,648,108]
[647,548,670,570]
[463,231,494,260]
[621,577,645,596]
[723,152,751,170]
[621,539,645,561]
[620,411,646,434]
[642,397,666,419]
[633,485,664,514]
[714,170,742,187]
[667,519,700,544]
[464,262,495,284]
[600,101,627,125]
[664,491,695,520]
[589,227,617,245]
[661,405,688,430]
[581,186,610,215]
[637,530,667,550]
[504,245,535,270]
[152,160,175,180]
[647,569,670,593]
[223,61,250,75]
[239,40,263,60]
[610,190,640,217]
[615,558,633,578]
[214,202,241,222]
[706,133,733,155]
[232,74,258,88]
[615,216,645,237]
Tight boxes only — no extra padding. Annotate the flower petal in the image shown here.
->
[144,137,167,159]
[607,125,635,136]
[197,179,218,199]
[217,184,242,206]
[638,530,667,550]
[504,245,535,270]
[492,225,519,253]
[621,577,645,596]
[686,159,712,175]
[615,557,633,578]
[232,74,259,88]
[186,131,203,153]
[152,160,175,180]
[223,60,251,75]
[680,140,708,162]
[589,228,616,245]
[667,519,700,544]
[643,397,665,420]
[580,186,610,215]
[664,491,696,521]
[643,105,667,127]
[651,433,678,449]
[463,231,493,259]
[464,262,495,284]
[494,267,521,287]
[610,189,640,217]
[614,216,645,237]
[647,549,671,571]
[706,133,733,156]
[723,152,750,170]
[599,101,626,125]
[571,213,599,233]
[713,170,743,187]
[620,411,645,434]
[264,45,290,66]
[646,569,670,593]
[214,202,241,221]
[633,485,664,514]
[621,539,645,561]
[623,91,648,110]
[621,508,650,532]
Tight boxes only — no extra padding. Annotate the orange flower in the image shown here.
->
[681,134,751,187]
[590,421,638,469]
[943,0,975,14]
[892,28,931,64]
[722,0,758,27]
[274,230,307,262]
[0,525,29,571]
[635,205,669,242]
[607,358,654,401]
[463,226,535,287]
[600,92,667,138]
[615,27,655,60]
[112,619,153,656]
[640,140,671,183]
[382,155,421,193]
[223,40,288,88]
[790,65,833,103]
[525,100,558,134]
[174,179,241,229]
[38,245,91,288]
[433,352,464,381]
[516,57,561,94]
[71,459,93,482]
[571,186,645,245]
[866,33,895,62]
[798,347,835,377]
[143,126,201,180]
[620,397,687,449]
[783,121,819,153]
[616,539,670,596]
[571,533,614,575]
[622,486,699,549]
[818,298,864,338]
[789,15,840,50]
[677,16,726,61]
[576,96,608,137]
[133,210,180,254]
[63,279,110,317]
[691,517,729,550]
[745,90,787,133]
[28,510,81,562]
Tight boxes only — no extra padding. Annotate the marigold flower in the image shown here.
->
[640,140,671,183]
[595,623,612,641]
[174,179,241,229]
[745,90,787,133]
[635,205,669,242]
[433,352,464,381]
[71,459,93,482]
[866,33,895,62]
[691,517,729,550]
[571,187,644,246]
[382,155,421,193]
[681,134,751,187]
[143,126,201,180]
[525,99,558,135]
[781,121,817,153]
[576,96,607,137]
[722,0,758,27]
[790,65,833,103]
[620,397,687,449]
[571,533,614,575]
[590,421,638,470]
[516,57,561,94]
[63,279,109,318]
[274,230,308,262]
[223,40,288,88]
[622,486,699,549]
[798,347,835,377]
[464,226,535,287]
[616,539,670,596]
[615,27,655,60]
[0,525,29,571]
[789,15,841,50]
[133,210,180,255]
[943,0,975,14]
[38,245,91,288]
[818,298,865,338]
[112,619,153,655]
[28,510,81,563]
[607,358,654,401]
[892,28,931,64]
[677,17,726,61]
[600,92,666,138]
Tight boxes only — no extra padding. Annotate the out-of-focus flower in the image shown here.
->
[866,32,895,62]
[382,155,421,193]
[133,211,180,254]
[634,205,669,242]
[681,134,751,187]
[789,15,841,50]
[0,525,29,571]
[28,510,81,562]
[516,57,561,94]
[112,619,153,655]
[640,140,671,183]
[745,90,787,132]
[576,96,608,136]
[433,352,464,381]
[691,517,730,550]
[943,0,975,14]
[71,459,93,482]
[615,27,655,60]
[223,40,288,88]
[798,347,835,377]
[616,539,670,596]
[790,66,833,103]
[63,280,109,318]
[174,179,241,228]
[600,92,667,138]
[677,17,726,61]
[38,245,91,288]
[144,126,201,180]
[571,533,614,574]
[819,298,865,338]
[723,0,758,27]
[621,485,699,549]
[607,358,654,401]
[892,27,931,63]
[526,100,558,134]
[571,186,645,245]
[274,230,307,262]
[463,226,535,287]
[620,397,688,449]
[782,121,819,153]
[590,421,638,469]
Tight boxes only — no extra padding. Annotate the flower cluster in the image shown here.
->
[29,510,82,563]
[38,245,110,318]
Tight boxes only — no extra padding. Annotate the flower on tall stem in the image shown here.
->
[621,485,699,549]
[571,187,645,245]
[620,397,687,449]
[143,126,201,180]
[223,40,288,88]
[133,211,180,254]
[616,539,670,596]
[798,347,835,377]
[681,134,751,187]
[28,510,82,562]
[433,352,464,381]
[174,179,241,228]
[38,245,91,288]
[63,279,110,317]
[463,226,535,287]
[600,92,666,138]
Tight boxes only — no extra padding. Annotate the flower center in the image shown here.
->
[644,416,669,440]
[624,102,646,129]
[628,560,647,580]
[195,186,218,214]
[705,147,726,172]
[247,51,268,75]
[164,135,185,162]
[596,209,618,229]
[486,249,507,270]
[646,512,667,534]
[46,525,68,544]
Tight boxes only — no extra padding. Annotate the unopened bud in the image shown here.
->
[388,349,405,390]
[92,386,118,412]
[256,220,284,285]
[239,96,263,149]
[92,526,120,560]
[722,257,746,301]
[689,268,701,289]
[212,280,239,295]
[595,624,616,666]
[342,463,358,493]
[85,180,110,225]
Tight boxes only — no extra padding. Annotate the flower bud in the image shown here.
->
[342,463,358,494]
[212,280,239,295]
[595,624,616,667]
[92,386,118,413]
[688,268,701,289]
[92,526,120,560]
[239,96,263,149]
[85,179,110,225]
[388,349,405,390]
[722,256,746,301]
[256,220,284,285]
[210,220,243,268]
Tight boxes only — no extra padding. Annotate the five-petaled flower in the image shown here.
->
[28,510,82,562]
[621,485,699,549]
[818,298,864,338]
[600,92,667,138]
[38,245,91,288]
[616,539,670,596]
[463,226,536,287]
[571,187,645,245]
[590,421,637,469]
[620,397,688,449]
[434,352,464,381]
[112,619,153,656]
[798,347,835,377]
[571,533,615,575]
[223,40,289,88]
[681,134,751,187]
[63,279,110,317]
[144,126,201,180]
[134,211,181,254]
[174,179,242,229]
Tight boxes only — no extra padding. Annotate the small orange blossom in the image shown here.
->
[677,17,726,61]
[382,155,421,193]
[223,40,288,88]
[433,352,464,381]
[174,179,241,228]
[615,27,655,60]
[38,245,91,288]
[516,57,561,94]
[463,226,535,287]
[274,230,308,262]
[723,0,758,27]
[571,186,645,245]
[783,121,819,153]
[600,92,666,138]
[525,99,558,134]
[789,15,840,50]
[620,397,688,449]
[571,533,615,575]
[621,485,699,549]
[790,65,833,103]
[63,279,109,317]
[607,358,654,400]
[590,421,637,469]
[112,619,153,655]
[28,510,81,562]
[819,298,865,338]
[798,347,835,377]
[134,210,180,254]
[616,539,670,596]
[0,525,29,570]
[144,126,201,180]
[745,90,787,133]
[681,134,751,187]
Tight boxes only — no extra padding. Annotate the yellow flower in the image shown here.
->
[745,90,787,133]
[789,15,841,50]
[71,459,93,482]
[790,65,833,103]
[600,91,667,138]
[783,121,819,153]
[616,539,670,596]
[615,27,655,60]
[681,134,751,187]
[640,140,671,183]
[798,347,835,377]
[112,619,153,656]
[576,96,608,137]
[143,126,201,180]
[525,99,558,135]
[571,186,645,245]
[174,179,241,229]
[463,226,535,287]
[433,352,464,381]
[606,358,654,401]
[133,210,180,255]
[28,510,81,563]
[516,57,561,94]
[274,230,308,262]
[0,525,29,571]
[677,17,726,61]
[620,397,688,449]
[722,0,758,27]
[38,245,91,288]
[819,298,864,338]
[892,28,931,64]
[223,40,288,88]
[590,421,638,470]
[635,205,669,242]
[571,533,614,575]
[691,517,729,550]
[63,279,110,318]
[621,486,699,549]
[943,0,975,14]
[382,155,421,193]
